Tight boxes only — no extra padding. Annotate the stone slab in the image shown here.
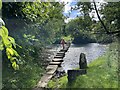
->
[49,62,62,65]
[57,52,65,54]
[36,43,70,88]
[37,74,53,87]
[46,66,58,75]
[54,55,64,58]
[56,53,65,56]
[59,48,68,52]
[52,58,63,62]
[46,65,58,70]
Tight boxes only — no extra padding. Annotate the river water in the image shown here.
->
[47,43,108,72]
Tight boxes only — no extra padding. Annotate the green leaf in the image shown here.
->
[12,62,17,69]
[6,48,14,56]
[12,48,19,57]
[12,62,19,70]
[0,25,20,70]
[8,36,16,48]
[10,57,17,63]
[3,39,12,48]
[16,44,22,48]
[1,26,8,37]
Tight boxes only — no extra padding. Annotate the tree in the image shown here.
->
[93,1,120,35]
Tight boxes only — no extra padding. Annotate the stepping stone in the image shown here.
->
[57,52,65,54]
[59,47,69,52]
[54,55,64,58]
[36,43,70,88]
[47,70,56,75]
[52,58,63,62]
[56,54,65,57]
[49,62,62,65]
[46,66,58,75]
[65,47,69,50]
[46,65,58,70]
[56,53,65,55]
[59,49,66,52]
[37,74,53,87]
[37,81,47,88]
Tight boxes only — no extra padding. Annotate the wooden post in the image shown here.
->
[79,53,87,69]
[67,69,86,84]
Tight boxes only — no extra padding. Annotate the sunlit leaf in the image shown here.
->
[8,36,16,48]
[12,62,17,70]
[1,26,8,37]
[6,48,14,56]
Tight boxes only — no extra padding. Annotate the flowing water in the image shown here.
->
[47,43,108,72]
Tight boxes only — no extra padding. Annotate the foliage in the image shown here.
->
[2,24,50,88]
[2,1,65,68]
[2,57,45,89]
[3,2,65,44]
[66,2,120,44]
[2,1,65,88]
[76,2,93,17]
[0,26,20,70]
[65,17,95,44]
[61,35,73,42]
[91,21,113,43]
[101,2,120,32]
[22,2,51,22]
[2,2,64,23]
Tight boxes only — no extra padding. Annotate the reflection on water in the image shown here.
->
[47,43,108,72]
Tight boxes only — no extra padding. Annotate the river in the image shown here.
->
[47,43,108,72]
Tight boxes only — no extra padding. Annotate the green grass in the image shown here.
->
[48,76,68,88]
[47,43,119,88]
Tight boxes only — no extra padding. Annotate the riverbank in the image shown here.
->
[47,42,119,88]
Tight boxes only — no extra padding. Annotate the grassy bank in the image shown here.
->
[48,42,119,88]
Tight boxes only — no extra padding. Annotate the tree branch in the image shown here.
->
[109,30,120,34]
[93,0,120,35]
[93,0,110,34]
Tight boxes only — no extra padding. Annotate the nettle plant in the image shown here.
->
[0,19,20,70]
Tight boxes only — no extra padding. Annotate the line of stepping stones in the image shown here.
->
[36,45,70,88]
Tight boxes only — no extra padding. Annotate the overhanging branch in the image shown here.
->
[93,0,120,35]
